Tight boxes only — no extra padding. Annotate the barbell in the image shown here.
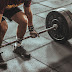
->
[0,24,58,48]
[0,8,72,48]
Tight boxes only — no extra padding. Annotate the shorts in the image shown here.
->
[1,7,22,22]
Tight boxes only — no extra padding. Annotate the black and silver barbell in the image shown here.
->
[0,8,72,48]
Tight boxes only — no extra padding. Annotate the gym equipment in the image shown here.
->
[0,8,72,48]
[46,8,72,43]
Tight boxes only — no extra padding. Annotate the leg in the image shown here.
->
[11,11,30,60]
[11,11,28,39]
[0,20,8,69]
[0,20,8,46]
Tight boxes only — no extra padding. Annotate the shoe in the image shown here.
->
[13,46,31,60]
[0,53,7,70]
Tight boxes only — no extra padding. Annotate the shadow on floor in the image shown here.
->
[48,41,72,72]
[38,68,51,72]
[49,55,72,72]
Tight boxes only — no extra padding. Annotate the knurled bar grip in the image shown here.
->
[0,24,58,48]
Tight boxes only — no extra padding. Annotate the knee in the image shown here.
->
[3,23,8,32]
[2,25,8,33]
[5,24,8,31]
[1,21,8,32]
[20,16,28,26]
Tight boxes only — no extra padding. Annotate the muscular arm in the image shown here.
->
[23,1,39,37]
[24,6,33,26]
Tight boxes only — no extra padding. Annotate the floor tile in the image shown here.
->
[33,15,46,28]
[4,21,18,40]
[63,4,72,13]
[37,11,50,19]
[35,4,72,19]
[0,45,16,62]
[32,0,47,3]
[31,4,51,14]
[40,0,72,8]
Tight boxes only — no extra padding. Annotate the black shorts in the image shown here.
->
[1,7,22,22]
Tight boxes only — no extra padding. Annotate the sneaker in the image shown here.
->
[13,46,31,60]
[0,53,7,70]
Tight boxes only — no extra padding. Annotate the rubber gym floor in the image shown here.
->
[1,0,72,72]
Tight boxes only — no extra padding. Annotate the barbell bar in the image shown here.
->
[0,24,58,48]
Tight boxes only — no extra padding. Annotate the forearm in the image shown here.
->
[27,11,33,26]
[0,14,3,30]
[24,7,33,26]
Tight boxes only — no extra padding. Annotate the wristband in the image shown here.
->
[28,25,34,32]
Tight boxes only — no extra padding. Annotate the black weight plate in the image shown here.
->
[62,9,72,40]
[46,8,72,43]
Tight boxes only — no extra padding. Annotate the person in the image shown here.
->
[0,0,38,69]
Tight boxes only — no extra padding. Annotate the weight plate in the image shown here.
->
[46,8,72,43]
[62,9,72,40]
